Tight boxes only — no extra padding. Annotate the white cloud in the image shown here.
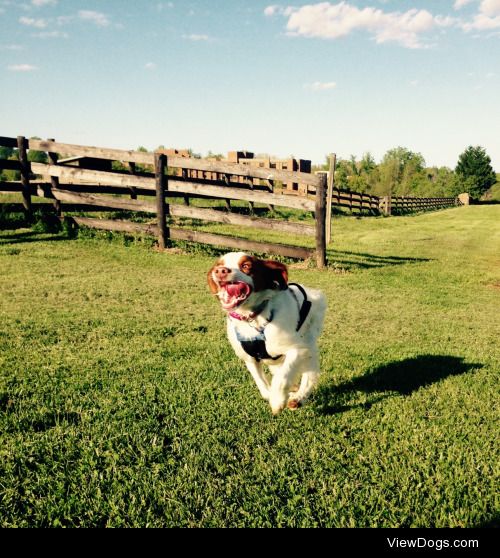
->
[31,0,57,6]
[463,0,500,30]
[264,5,281,16]
[481,0,500,16]
[305,81,337,91]
[57,15,74,26]
[19,16,47,28]
[157,2,174,11]
[454,0,475,9]
[275,2,455,49]
[33,30,68,38]
[8,64,38,72]
[182,33,211,41]
[0,44,24,51]
[78,10,110,27]
[145,62,157,70]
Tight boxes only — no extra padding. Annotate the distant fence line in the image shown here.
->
[0,136,462,265]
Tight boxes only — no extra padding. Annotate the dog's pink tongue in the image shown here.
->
[226,282,250,297]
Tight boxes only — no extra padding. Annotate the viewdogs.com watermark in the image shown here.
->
[387,537,479,551]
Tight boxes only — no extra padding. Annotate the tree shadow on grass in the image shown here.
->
[327,249,430,271]
[0,230,68,245]
[315,355,482,415]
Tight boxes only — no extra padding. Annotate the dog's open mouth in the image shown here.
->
[218,282,252,310]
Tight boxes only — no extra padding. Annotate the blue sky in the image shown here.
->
[1,0,499,169]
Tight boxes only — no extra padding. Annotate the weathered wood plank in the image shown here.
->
[168,179,316,212]
[169,204,315,236]
[29,139,154,166]
[27,139,319,185]
[30,163,156,190]
[315,173,327,269]
[1,201,120,213]
[165,157,320,187]
[0,136,22,149]
[71,216,159,236]
[69,217,314,260]
[0,159,21,171]
[37,188,157,213]
[326,154,336,244]
[32,182,153,196]
[155,152,169,249]
[46,139,62,215]
[17,136,32,216]
[0,182,24,192]
[169,228,314,260]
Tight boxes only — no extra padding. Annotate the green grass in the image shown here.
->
[0,206,499,527]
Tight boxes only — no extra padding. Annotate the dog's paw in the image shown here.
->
[287,399,302,411]
[271,404,284,416]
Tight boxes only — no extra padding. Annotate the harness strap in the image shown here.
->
[239,339,281,363]
[230,284,312,362]
[233,310,281,362]
[288,283,312,332]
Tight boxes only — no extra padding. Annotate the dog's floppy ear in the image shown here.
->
[207,266,219,294]
[262,260,288,290]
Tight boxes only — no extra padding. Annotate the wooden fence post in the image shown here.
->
[380,195,392,216]
[47,138,62,216]
[315,173,327,269]
[182,169,190,206]
[155,152,169,250]
[128,163,138,200]
[325,153,336,245]
[17,136,32,220]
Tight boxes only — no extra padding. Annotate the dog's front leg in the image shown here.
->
[245,360,271,401]
[269,348,301,415]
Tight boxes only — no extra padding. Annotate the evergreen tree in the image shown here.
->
[455,146,496,200]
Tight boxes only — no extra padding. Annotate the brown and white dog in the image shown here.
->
[207,252,326,415]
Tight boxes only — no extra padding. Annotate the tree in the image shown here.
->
[455,146,496,200]
[0,146,14,160]
[334,160,350,190]
[359,152,376,175]
[374,147,425,196]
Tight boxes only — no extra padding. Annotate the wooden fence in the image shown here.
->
[0,136,328,267]
[0,135,462,266]
[332,188,381,214]
[306,173,460,215]
[389,195,458,214]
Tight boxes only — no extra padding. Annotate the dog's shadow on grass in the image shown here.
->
[314,355,482,415]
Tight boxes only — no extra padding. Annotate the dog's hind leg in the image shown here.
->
[245,360,271,401]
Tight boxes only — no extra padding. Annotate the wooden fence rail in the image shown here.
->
[0,136,327,267]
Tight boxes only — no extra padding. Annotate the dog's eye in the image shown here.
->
[241,262,252,272]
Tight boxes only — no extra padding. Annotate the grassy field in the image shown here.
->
[0,205,499,527]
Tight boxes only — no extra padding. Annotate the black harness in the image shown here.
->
[231,284,311,362]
